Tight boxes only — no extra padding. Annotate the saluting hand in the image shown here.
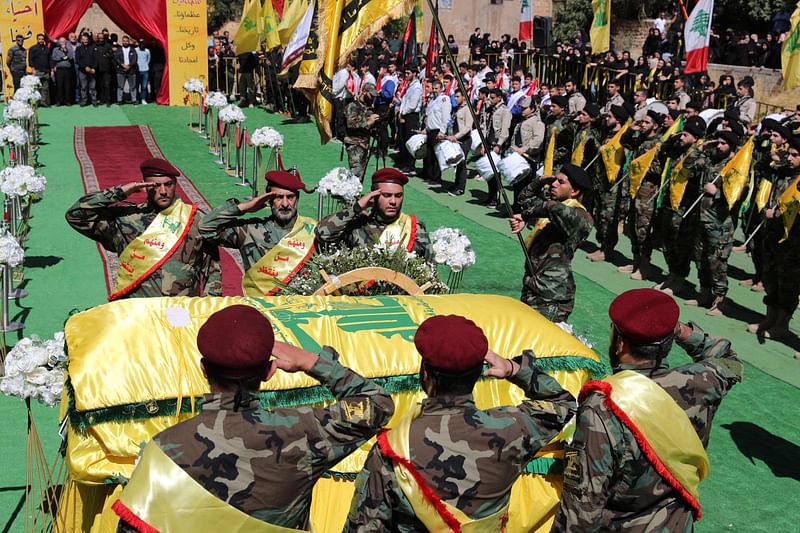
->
[509,214,525,234]
[357,189,381,211]
[237,191,276,213]
[267,341,319,379]
[483,350,519,378]
[120,181,156,196]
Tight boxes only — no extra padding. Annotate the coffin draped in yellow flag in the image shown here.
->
[721,137,755,210]
[778,175,800,242]
[782,1,800,90]
[590,0,611,54]
[295,0,415,143]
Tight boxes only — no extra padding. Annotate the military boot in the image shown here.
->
[660,276,690,296]
[686,287,713,308]
[706,295,725,316]
[747,305,777,334]
[653,273,676,291]
[764,309,791,339]
[631,257,655,281]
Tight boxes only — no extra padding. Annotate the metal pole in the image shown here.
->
[1,266,23,332]
[423,0,535,274]
[742,219,764,248]
[682,175,719,219]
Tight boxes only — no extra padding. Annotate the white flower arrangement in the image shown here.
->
[431,227,476,272]
[20,75,41,89]
[218,104,246,124]
[250,126,284,148]
[204,91,228,108]
[3,100,34,121]
[556,322,593,349]
[12,86,41,104]
[0,232,24,267]
[183,78,204,93]
[0,165,46,197]
[0,332,67,407]
[2,124,29,146]
[317,167,362,202]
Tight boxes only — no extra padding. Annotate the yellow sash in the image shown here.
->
[379,212,416,252]
[580,370,709,519]
[669,142,702,210]
[113,441,304,532]
[379,404,510,532]
[543,127,557,176]
[599,121,630,184]
[571,130,588,166]
[524,198,585,251]
[755,178,773,212]
[241,216,317,296]
[111,199,197,300]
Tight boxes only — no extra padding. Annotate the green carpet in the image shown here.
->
[0,105,797,532]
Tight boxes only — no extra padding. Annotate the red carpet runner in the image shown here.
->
[74,125,244,296]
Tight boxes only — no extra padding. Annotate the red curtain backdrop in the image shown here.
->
[43,0,171,104]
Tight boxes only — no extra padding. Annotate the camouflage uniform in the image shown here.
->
[592,129,629,255]
[65,186,222,297]
[518,176,594,322]
[345,99,373,181]
[761,168,800,316]
[345,350,575,532]
[545,114,575,170]
[570,124,601,169]
[553,323,743,532]
[315,203,435,261]
[743,140,780,284]
[622,130,663,270]
[119,347,394,532]
[694,152,734,298]
[660,141,707,280]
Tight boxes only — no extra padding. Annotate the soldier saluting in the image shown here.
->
[66,158,221,299]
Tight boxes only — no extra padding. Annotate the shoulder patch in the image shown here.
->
[562,444,584,491]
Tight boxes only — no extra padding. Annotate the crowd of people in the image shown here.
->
[4,29,165,107]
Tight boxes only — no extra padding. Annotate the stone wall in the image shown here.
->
[707,63,796,112]
[611,18,654,57]
[75,2,122,38]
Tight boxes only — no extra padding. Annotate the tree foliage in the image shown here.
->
[208,0,242,33]
[553,0,591,43]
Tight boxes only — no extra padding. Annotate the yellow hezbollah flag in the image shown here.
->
[590,0,611,54]
[755,178,773,211]
[279,0,311,46]
[296,0,414,143]
[669,141,702,210]
[543,127,557,176]
[628,143,659,198]
[782,1,800,90]
[415,0,425,43]
[778,175,800,242]
[600,121,630,184]
[235,0,262,54]
[260,0,282,49]
[721,137,755,210]
[661,114,684,141]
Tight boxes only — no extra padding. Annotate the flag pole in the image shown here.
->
[422,0,535,274]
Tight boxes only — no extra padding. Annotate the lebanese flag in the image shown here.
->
[684,0,714,74]
[519,0,533,42]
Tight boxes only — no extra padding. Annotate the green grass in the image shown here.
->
[0,104,797,532]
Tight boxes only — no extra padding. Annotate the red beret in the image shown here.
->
[609,289,679,344]
[197,305,275,379]
[371,168,408,186]
[140,158,180,178]
[414,315,488,373]
[266,170,312,193]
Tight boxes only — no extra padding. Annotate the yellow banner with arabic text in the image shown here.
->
[166,0,209,106]
[0,0,44,99]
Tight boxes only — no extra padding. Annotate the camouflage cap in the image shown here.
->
[362,82,378,96]
[197,305,275,379]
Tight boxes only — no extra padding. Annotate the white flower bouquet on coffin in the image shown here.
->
[0,332,67,407]
[431,227,476,292]
[318,167,362,201]
[219,104,246,124]
[20,75,41,89]
[435,140,464,172]
[183,78,204,93]
[406,133,427,159]
[475,151,501,180]
[3,100,34,121]
[250,126,284,148]
[0,165,46,197]
[204,91,228,108]
[499,152,532,185]
[0,231,24,267]
[12,87,42,105]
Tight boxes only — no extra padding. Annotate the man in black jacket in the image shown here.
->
[95,32,114,105]
[28,33,51,106]
[75,34,98,107]
[114,35,138,104]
